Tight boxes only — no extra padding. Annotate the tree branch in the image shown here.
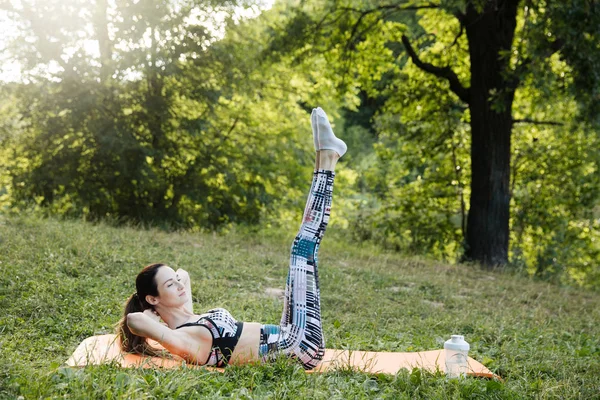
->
[340,3,440,50]
[401,35,470,104]
[338,3,440,14]
[453,9,467,25]
[512,118,564,126]
[450,22,464,48]
[346,8,399,51]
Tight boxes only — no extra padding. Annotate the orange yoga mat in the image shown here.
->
[67,334,498,378]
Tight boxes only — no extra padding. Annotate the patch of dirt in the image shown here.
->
[423,300,444,308]
[265,287,285,299]
[389,285,414,292]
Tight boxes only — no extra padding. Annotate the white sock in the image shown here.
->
[310,107,347,157]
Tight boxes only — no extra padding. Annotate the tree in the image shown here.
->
[0,0,318,227]
[273,0,600,267]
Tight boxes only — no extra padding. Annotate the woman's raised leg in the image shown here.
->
[258,107,345,370]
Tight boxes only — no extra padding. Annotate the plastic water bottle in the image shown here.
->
[444,335,469,378]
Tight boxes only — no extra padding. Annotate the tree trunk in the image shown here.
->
[463,1,520,267]
[93,0,112,83]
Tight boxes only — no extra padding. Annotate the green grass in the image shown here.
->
[1,214,599,399]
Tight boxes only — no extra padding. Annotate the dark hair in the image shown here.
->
[117,263,166,356]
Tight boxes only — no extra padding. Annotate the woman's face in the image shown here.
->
[148,265,187,308]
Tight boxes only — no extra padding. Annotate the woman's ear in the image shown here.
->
[145,294,159,306]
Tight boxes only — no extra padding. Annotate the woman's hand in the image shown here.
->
[175,268,189,286]
[175,268,193,313]
[126,312,148,336]
[143,308,162,323]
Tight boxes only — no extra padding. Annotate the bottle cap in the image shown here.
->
[444,335,470,351]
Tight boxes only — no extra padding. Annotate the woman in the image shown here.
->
[118,107,347,370]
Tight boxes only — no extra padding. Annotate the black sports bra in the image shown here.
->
[176,308,243,367]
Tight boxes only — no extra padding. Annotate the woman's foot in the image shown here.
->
[311,107,347,158]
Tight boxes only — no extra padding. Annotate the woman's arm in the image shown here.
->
[176,268,194,313]
[127,311,211,363]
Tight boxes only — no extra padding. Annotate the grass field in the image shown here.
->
[1,214,599,399]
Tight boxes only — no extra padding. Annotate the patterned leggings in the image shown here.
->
[259,169,334,370]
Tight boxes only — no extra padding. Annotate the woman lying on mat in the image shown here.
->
[118,107,347,370]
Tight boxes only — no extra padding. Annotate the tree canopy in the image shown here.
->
[0,0,599,287]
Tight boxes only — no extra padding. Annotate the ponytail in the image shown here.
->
[117,293,164,357]
[117,263,167,357]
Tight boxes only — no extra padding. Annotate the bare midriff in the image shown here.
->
[228,322,261,365]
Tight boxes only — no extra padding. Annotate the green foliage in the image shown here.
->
[1,215,599,398]
[510,81,600,287]
[1,0,599,287]
[526,0,600,122]
[0,0,315,228]
[268,0,600,286]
